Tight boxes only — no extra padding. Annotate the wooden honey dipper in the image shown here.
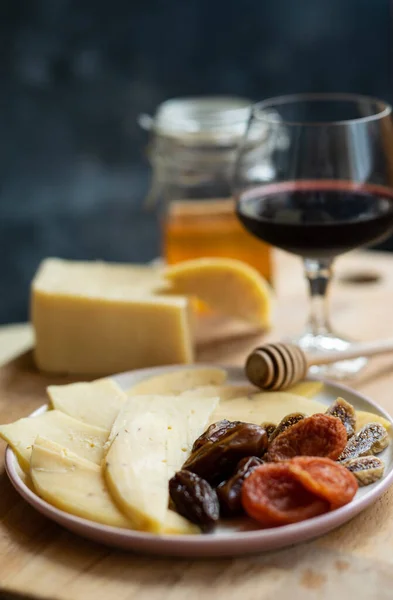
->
[245,339,393,391]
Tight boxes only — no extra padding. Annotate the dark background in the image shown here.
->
[0,0,391,324]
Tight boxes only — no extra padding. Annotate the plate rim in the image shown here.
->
[5,365,393,555]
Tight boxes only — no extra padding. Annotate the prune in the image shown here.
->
[338,423,389,463]
[266,414,347,462]
[269,413,306,442]
[345,456,384,486]
[192,419,240,453]
[183,422,268,485]
[169,470,219,533]
[289,456,358,509]
[217,456,263,517]
[242,463,329,526]
[325,397,356,439]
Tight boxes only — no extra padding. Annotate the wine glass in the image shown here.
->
[235,93,393,379]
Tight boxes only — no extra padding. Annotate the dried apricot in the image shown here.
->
[241,463,329,527]
[266,414,347,462]
[288,457,358,510]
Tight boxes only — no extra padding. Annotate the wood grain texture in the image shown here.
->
[2,250,393,599]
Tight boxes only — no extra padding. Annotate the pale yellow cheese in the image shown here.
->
[104,394,219,532]
[30,437,199,534]
[356,410,391,432]
[126,367,227,396]
[180,383,257,401]
[31,437,135,528]
[47,378,127,430]
[0,410,108,471]
[210,392,328,425]
[286,381,324,398]
[32,258,194,375]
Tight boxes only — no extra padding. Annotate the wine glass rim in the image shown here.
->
[252,93,392,126]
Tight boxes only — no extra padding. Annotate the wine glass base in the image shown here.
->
[289,332,368,380]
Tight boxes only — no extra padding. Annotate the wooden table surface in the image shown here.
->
[2,250,393,599]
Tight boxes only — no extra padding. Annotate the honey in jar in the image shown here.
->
[142,96,273,282]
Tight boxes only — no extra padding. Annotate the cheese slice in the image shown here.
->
[104,394,219,532]
[210,392,328,425]
[356,410,391,432]
[31,437,199,534]
[31,437,135,528]
[126,367,227,396]
[0,410,108,471]
[286,381,324,398]
[180,383,257,401]
[47,378,127,430]
[32,258,194,375]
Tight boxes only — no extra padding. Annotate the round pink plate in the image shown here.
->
[5,365,393,557]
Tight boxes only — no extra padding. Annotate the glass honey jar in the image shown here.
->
[141,96,273,282]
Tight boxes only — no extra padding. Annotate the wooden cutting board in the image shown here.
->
[2,251,393,599]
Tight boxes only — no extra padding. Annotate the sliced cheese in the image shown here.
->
[104,394,219,532]
[0,410,108,471]
[47,378,127,430]
[31,437,199,534]
[126,367,227,396]
[356,410,391,432]
[210,392,328,425]
[31,437,134,528]
[180,383,257,401]
[286,381,324,398]
[32,258,194,375]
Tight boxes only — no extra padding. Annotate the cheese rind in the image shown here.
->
[104,394,219,532]
[0,410,108,471]
[47,378,127,430]
[126,367,227,396]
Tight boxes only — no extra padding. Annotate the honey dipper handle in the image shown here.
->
[308,337,393,366]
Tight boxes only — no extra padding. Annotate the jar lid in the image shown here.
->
[147,96,253,142]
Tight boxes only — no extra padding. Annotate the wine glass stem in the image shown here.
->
[303,258,333,336]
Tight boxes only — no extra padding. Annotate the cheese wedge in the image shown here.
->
[210,392,328,425]
[0,410,108,471]
[104,394,219,532]
[32,258,193,375]
[30,438,199,534]
[47,378,127,430]
[126,367,227,396]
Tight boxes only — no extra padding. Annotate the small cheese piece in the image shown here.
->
[32,258,194,375]
[104,394,219,532]
[47,378,127,430]
[210,392,328,426]
[286,381,324,398]
[356,410,391,432]
[0,410,108,471]
[31,437,199,534]
[127,367,227,396]
[31,437,134,528]
[180,383,257,401]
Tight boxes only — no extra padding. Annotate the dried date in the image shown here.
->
[169,470,219,533]
[192,419,240,453]
[217,456,264,517]
[183,422,268,485]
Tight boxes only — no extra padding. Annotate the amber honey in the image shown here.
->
[163,199,272,282]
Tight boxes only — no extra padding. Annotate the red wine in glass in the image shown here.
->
[237,180,393,259]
